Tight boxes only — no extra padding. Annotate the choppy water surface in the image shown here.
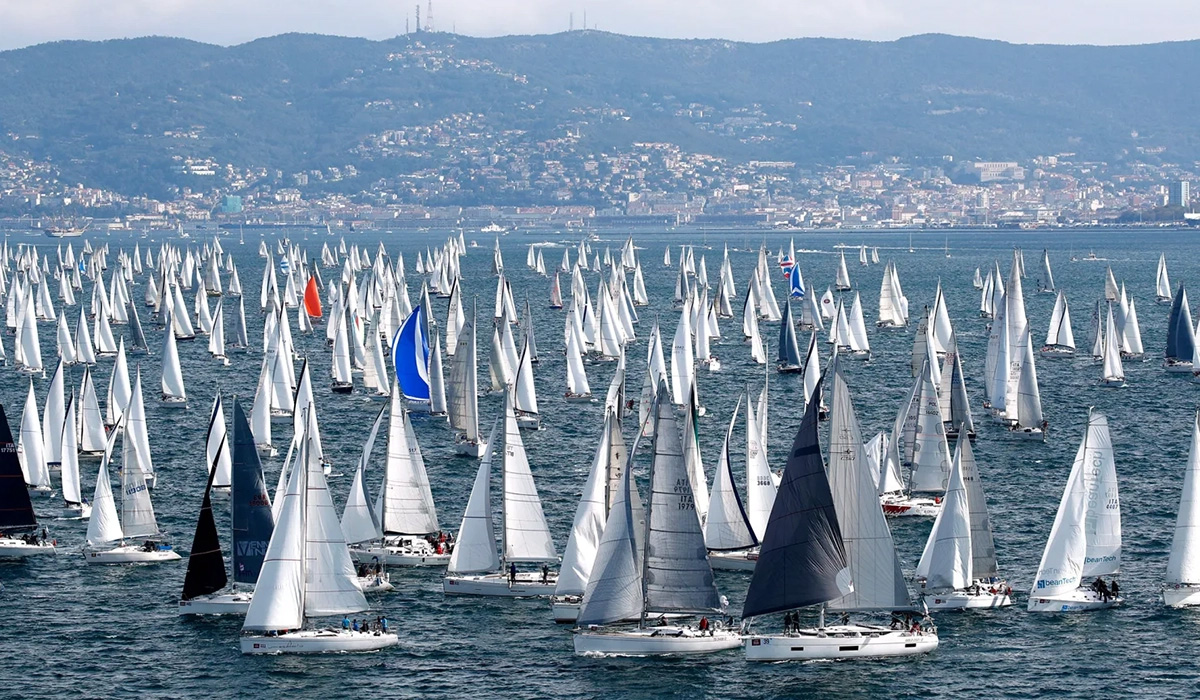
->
[2,227,1199,699]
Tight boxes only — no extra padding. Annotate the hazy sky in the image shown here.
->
[2,0,1198,51]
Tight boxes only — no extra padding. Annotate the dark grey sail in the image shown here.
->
[231,399,275,584]
[642,386,722,615]
[777,299,801,367]
[742,383,851,619]
[1167,284,1195,362]
[181,448,229,600]
[0,404,38,534]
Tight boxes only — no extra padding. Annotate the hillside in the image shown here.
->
[1,31,1196,198]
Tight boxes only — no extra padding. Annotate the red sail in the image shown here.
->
[303,276,323,318]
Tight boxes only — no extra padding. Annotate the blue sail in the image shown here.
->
[230,400,275,584]
[393,305,431,403]
[789,266,805,298]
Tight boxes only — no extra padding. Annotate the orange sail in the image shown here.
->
[303,276,323,318]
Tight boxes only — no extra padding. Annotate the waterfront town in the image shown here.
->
[1,128,1196,234]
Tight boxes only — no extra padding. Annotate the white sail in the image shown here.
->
[250,360,273,450]
[827,364,910,611]
[670,310,694,405]
[447,424,501,574]
[18,382,51,490]
[909,360,951,494]
[1016,330,1044,431]
[79,367,107,454]
[1044,290,1076,349]
[300,409,368,616]
[242,430,306,632]
[429,330,448,414]
[206,395,233,488]
[705,399,756,551]
[915,440,972,590]
[119,426,159,539]
[1157,253,1172,300]
[565,324,591,396]
[377,383,439,535]
[85,429,124,547]
[745,395,777,541]
[558,409,624,595]
[681,384,710,527]
[42,360,65,465]
[161,310,187,401]
[1102,304,1124,382]
[60,397,83,506]
[1167,412,1200,585]
[106,339,132,427]
[502,393,557,562]
[124,369,155,482]
[1031,410,1120,597]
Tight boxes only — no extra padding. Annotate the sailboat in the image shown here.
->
[393,305,431,408]
[552,407,633,623]
[59,395,90,518]
[349,382,450,567]
[573,385,740,656]
[0,403,56,558]
[1100,303,1125,387]
[448,303,486,457]
[1037,249,1055,293]
[83,418,181,564]
[776,299,802,373]
[914,433,1012,609]
[881,359,949,518]
[160,308,188,408]
[1165,284,1195,373]
[240,409,398,654]
[330,301,354,394]
[834,252,852,291]
[741,373,937,661]
[443,393,558,597]
[1028,409,1123,612]
[1156,253,1173,305]
[706,393,777,572]
[178,400,275,615]
[565,322,593,403]
[1040,290,1075,356]
[1164,411,1200,606]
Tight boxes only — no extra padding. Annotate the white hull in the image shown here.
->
[1039,346,1075,357]
[1009,426,1045,441]
[1163,584,1200,607]
[178,591,253,615]
[256,444,278,458]
[241,629,399,654]
[443,571,558,597]
[745,625,938,661]
[551,596,581,623]
[881,494,942,517]
[708,549,758,571]
[351,543,451,567]
[920,585,1013,610]
[0,538,56,558]
[515,414,541,430]
[83,544,182,564]
[160,396,188,409]
[574,626,742,656]
[1164,360,1194,374]
[1100,378,1126,387]
[1027,587,1123,612]
[454,440,487,458]
[564,394,595,404]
